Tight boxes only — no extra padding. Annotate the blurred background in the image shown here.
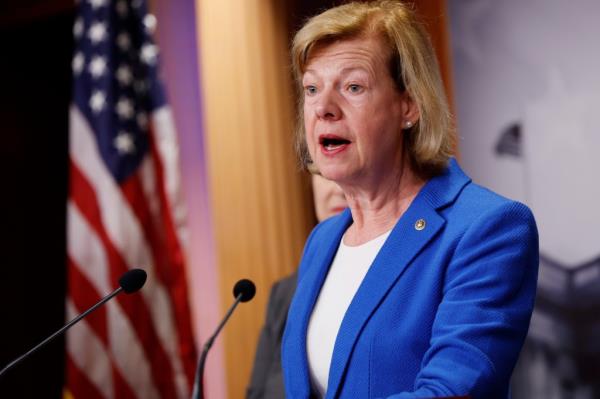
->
[0,0,597,398]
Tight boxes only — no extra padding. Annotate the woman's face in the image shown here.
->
[302,35,414,186]
[311,174,347,222]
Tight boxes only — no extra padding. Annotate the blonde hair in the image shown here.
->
[292,0,454,177]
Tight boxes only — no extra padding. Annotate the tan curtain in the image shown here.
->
[195,1,314,397]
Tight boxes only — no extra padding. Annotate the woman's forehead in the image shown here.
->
[303,35,391,73]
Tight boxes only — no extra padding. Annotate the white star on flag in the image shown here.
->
[73,18,84,38]
[88,22,107,45]
[114,131,136,154]
[88,56,107,78]
[143,14,157,34]
[89,90,106,113]
[116,65,133,86]
[72,53,85,75]
[117,33,131,51]
[116,97,135,119]
[88,0,108,9]
[140,43,158,65]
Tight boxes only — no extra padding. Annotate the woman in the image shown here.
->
[281,2,538,399]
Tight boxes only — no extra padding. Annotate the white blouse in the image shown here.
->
[306,230,392,397]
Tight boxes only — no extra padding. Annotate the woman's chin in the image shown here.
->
[318,168,354,184]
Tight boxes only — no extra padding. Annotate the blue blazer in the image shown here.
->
[282,159,538,399]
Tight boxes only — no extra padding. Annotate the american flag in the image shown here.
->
[66,0,197,398]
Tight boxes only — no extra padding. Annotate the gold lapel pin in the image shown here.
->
[414,219,426,231]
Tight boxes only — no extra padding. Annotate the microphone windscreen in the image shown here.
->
[233,279,256,303]
[119,269,148,294]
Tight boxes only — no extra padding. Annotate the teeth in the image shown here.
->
[320,136,350,151]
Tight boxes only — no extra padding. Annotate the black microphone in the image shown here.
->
[0,268,147,379]
[192,279,256,399]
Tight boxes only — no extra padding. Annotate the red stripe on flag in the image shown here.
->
[121,164,197,388]
[112,363,138,399]
[66,355,106,399]
[69,161,179,398]
[67,256,108,346]
[148,126,198,386]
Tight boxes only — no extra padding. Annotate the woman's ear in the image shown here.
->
[402,92,420,121]
[401,92,420,129]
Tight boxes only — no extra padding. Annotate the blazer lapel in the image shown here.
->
[285,210,353,397]
[326,203,445,398]
[326,159,471,398]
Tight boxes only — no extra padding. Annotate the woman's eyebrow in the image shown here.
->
[303,65,371,78]
[339,66,371,76]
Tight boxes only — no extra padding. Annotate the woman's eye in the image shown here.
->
[305,85,317,96]
[348,84,363,93]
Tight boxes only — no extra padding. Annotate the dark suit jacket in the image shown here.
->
[282,159,539,398]
[247,273,297,398]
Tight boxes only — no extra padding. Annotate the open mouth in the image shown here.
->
[319,135,351,152]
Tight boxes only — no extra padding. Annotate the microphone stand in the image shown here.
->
[192,293,243,399]
[0,286,123,378]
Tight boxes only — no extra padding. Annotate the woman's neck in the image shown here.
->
[341,161,425,246]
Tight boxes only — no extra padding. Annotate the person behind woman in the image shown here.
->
[281,1,539,398]
[247,173,347,398]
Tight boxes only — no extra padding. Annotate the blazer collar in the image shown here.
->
[419,158,471,211]
[290,159,471,397]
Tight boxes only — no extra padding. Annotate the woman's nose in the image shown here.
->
[315,89,342,121]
